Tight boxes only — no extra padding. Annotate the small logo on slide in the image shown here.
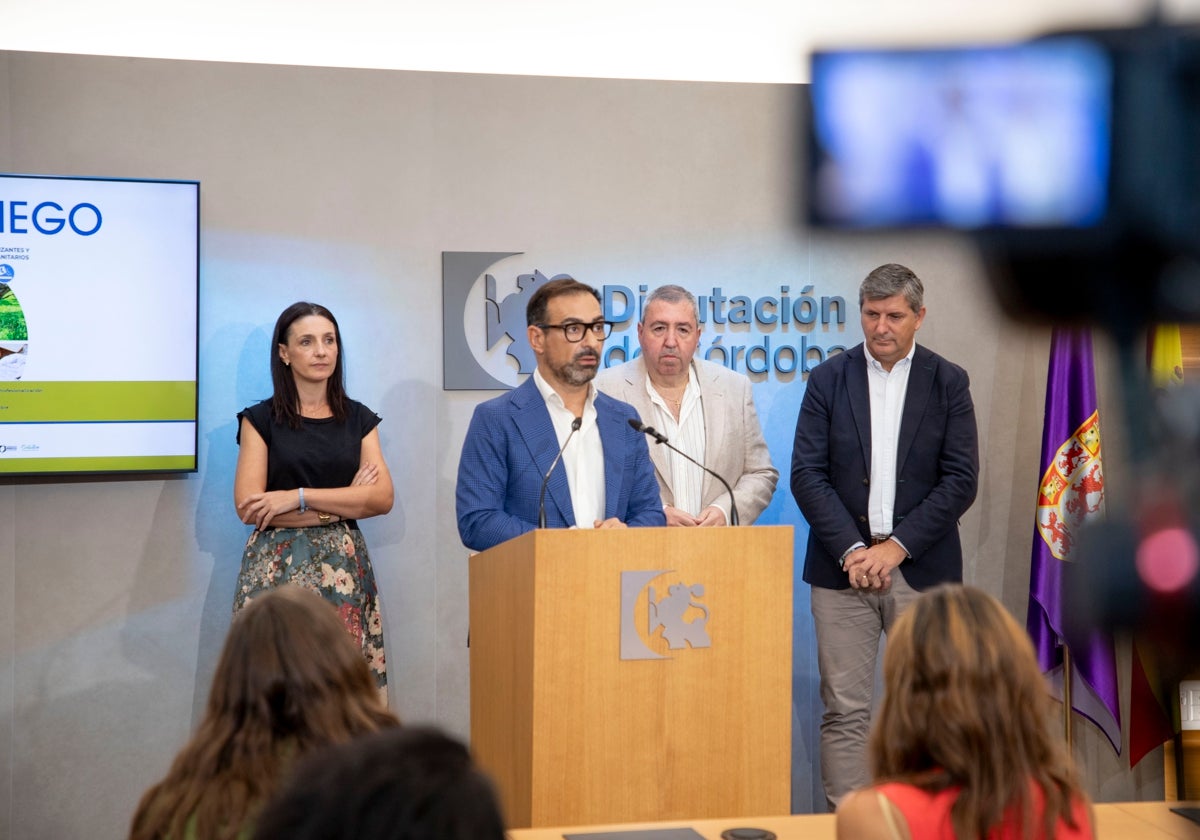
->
[442,251,576,390]
[619,570,712,660]
[0,265,14,280]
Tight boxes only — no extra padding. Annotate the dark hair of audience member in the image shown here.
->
[128,586,399,840]
[253,726,507,840]
[870,584,1086,838]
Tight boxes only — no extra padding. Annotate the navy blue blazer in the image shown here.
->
[790,343,979,591]
[456,377,666,552]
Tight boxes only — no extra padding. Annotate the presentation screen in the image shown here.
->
[808,38,1113,230]
[0,173,199,476]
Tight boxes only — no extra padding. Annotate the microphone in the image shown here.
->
[538,416,583,528]
[628,418,740,526]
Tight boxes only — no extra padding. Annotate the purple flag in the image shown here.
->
[1028,327,1121,752]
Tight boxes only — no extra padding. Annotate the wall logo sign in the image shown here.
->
[442,250,852,391]
[620,570,711,661]
[442,251,576,390]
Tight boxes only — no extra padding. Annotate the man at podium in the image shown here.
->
[456,278,666,552]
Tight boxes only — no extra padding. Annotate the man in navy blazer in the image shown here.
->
[791,263,978,808]
[457,278,666,552]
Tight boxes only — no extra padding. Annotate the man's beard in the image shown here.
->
[552,348,599,387]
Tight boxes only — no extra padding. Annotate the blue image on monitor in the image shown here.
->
[809,38,1113,230]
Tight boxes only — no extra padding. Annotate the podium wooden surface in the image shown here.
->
[506,802,1200,840]
[469,526,793,829]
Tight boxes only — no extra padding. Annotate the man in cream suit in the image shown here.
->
[595,285,778,525]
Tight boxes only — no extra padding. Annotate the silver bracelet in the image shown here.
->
[298,487,307,513]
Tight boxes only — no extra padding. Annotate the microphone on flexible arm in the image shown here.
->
[538,416,583,528]
[628,417,740,526]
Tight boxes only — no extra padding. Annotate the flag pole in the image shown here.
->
[1063,644,1074,750]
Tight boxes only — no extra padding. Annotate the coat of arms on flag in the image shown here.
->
[1036,410,1104,560]
[1028,329,1121,753]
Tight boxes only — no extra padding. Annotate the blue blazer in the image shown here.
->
[790,343,979,591]
[456,377,666,552]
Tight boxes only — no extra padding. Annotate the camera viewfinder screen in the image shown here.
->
[809,39,1112,229]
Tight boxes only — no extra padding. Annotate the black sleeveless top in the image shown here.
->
[237,398,382,493]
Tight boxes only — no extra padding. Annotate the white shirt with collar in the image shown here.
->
[644,364,706,517]
[865,342,915,542]
[532,368,606,527]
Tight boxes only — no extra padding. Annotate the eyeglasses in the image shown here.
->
[536,321,614,342]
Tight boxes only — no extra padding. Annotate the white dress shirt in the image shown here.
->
[533,368,606,527]
[865,342,915,540]
[645,365,706,517]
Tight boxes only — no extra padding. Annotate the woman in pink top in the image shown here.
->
[837,584,1094,839]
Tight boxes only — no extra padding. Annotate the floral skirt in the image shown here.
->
[233,522,387,690]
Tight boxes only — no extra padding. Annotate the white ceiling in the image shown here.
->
[1,0,1194,83]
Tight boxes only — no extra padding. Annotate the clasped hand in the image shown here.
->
[664,505,727,527]
[844,539,905,591]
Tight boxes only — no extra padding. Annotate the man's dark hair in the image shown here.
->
[253,726,506,840]
[526,277,602,326]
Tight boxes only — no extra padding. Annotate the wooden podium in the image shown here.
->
[468,525,793,828]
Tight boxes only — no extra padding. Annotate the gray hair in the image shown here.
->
[858,264,924,313]
[641,284,699,324]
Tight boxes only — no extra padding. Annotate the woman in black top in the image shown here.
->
[233,302,394,693]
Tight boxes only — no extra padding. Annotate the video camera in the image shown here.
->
[806,22,1200,330]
